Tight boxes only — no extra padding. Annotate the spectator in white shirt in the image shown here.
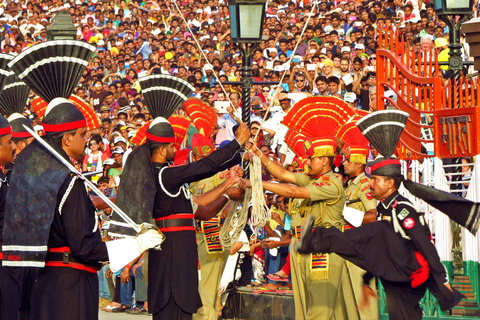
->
[218,92,242,142]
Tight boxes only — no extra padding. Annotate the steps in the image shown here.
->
[449,276,480,317]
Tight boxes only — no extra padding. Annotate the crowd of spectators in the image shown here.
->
[3,0,477,314]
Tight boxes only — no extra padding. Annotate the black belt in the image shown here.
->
[45,248,100,273]
[155,218,197,229]
[46,250,84,265]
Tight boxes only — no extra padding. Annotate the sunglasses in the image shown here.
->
[262,89,270,92]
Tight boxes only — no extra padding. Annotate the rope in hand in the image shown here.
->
[220,187,252,247]
[219,150,268,245]
[249,155,270,227]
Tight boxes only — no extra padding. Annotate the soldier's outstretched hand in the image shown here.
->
[226,187,244,201]
[235,123,250,145]
[238,179,251,190]
[228,165,243,184]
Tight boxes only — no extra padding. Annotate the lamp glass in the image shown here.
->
[446,0,469,9]
[229,4,238,40]
[238,4,263,39]
[434,0,443,11]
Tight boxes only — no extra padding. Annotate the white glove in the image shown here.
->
[106,227,164,272]
[136,229,164,253]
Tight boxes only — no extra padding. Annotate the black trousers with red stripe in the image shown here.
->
[0,265,22,320]
[311,221,421,283]
[309,222,463,316]
[0,264,39,320]
[29,266,98,320]
[382,279,427,320]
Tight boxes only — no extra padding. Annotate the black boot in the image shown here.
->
[297,215,316,254]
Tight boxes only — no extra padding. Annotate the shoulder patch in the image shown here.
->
[397,208,410,220]
[361,177,369,184]
[322,175,330,181]
[315,182,325,187]
[365,191,373,200]
[361,186,370,192]
[403,217,415,229]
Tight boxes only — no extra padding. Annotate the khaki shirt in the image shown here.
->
[190,170,228,195]
[293,171,346,228]
[345,172,377,213]
[189,171,228,216]
[290,198,305,228]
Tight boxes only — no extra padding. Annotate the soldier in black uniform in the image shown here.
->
[298,110,464,319]
[1,113,37,320]
[0,116,17,320]
[117,116,250,320]
[2,98,162,320]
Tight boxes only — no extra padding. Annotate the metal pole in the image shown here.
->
[439,13,471,275]
[240,43,253,126]
[441,14,470,82]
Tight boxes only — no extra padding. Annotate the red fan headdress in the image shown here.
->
[336,120,369,164]
[284,130,308,159]
[281,96,356,138]
[183,98,217,138]
[30,94,101,131]
[174,149,190,166]
[131,120,152,146]
[169,115,192,150]
[282,96,355,158]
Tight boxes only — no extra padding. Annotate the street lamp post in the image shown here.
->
[435,0,472,275]
[435,0,473,80]
[227,0,266,125]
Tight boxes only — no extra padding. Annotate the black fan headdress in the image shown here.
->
[139,74,195,118]
[0,54,14,93]
[356,110,409,159]
[8,40,95,102]
[0,71,33,139]
[0,71,31,117]
[111,75,194,237]
[0,70,33,139]
[356,110,409,176]
[139,74,194,143]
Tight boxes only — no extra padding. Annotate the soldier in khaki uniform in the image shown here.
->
[338,145,378,320]
[242,137,346,320]
[190,133,232,320]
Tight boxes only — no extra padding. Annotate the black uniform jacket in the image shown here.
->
[148,139,242,314]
